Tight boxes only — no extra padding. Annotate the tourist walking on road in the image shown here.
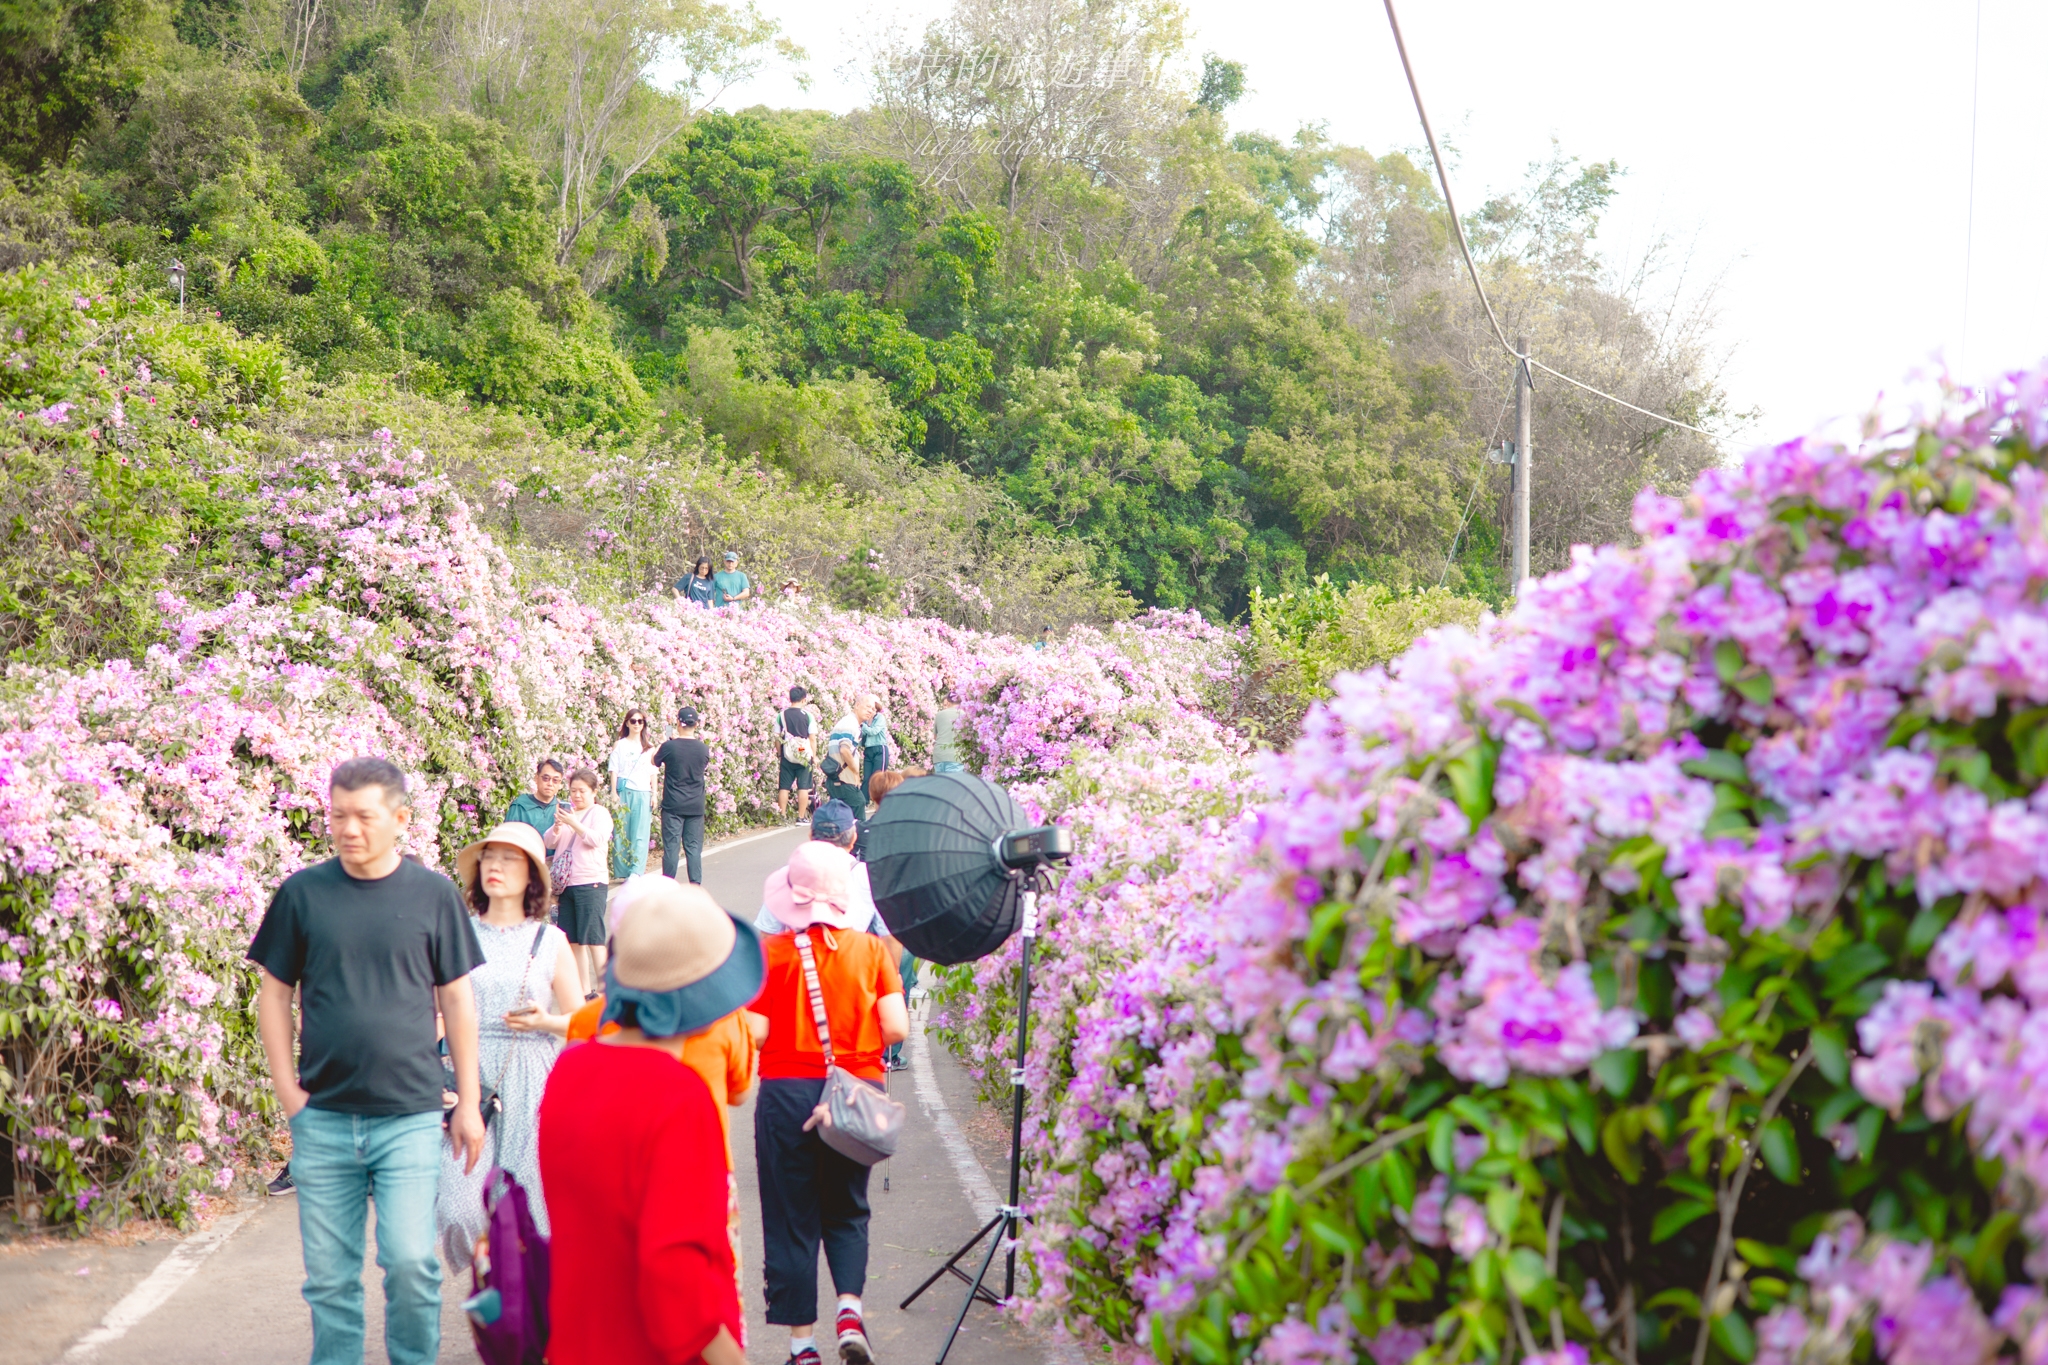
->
[858,696,891,786]
[548,769,613,996]
[504,759,563,837]
[677,557,717,607]
[249,757,486,1365]
[747,843,907,1365]
[654,705,711,883]
[714,550,752,608]
[775,687,818,823]
[435,823,580,1267]
[539,878,762,1365]
[610,709,656,878]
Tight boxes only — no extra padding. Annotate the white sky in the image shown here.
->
[696,0,2048,450]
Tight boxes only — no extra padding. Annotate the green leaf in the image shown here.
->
[1652,1199,1715,1244]
[1469,1247,1500,1300]
[1485,1184,1521,1237]
[1681,750,1751,786]
[1732,673,1775,705]
[1601,1111,1642,1184]
[1713,1309,1758,1363]
[1735,1238,1799,1272]
[1503,1247,1549,1301]
[1381,1149,1417,1211]
[1967,1210,2018,1291]
[1855,1106,1885,1164]
[1266,1186,1296,1249]
[1714,640,1745,683]
[1809,1024,1848,1086]
[1428,1109,1457,1173]
[1759,1117,1801,1184]
[1821,942,1890,998]
[1591,1048,1640,1098]
[1445,739,1498,826]
[1305,1212,1362,1258]
[1643,1288,1702,1316]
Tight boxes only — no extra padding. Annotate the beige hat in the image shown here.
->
[456,822,550,898]
[604,879,766,1037]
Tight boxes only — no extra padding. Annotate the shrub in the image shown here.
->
[0,429,1235,1228]
[937,368,2048,1365]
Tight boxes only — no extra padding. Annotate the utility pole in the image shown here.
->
[1512,335,1532,595]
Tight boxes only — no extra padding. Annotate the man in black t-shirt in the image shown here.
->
[774,685,817,822]
[652,705,712,884]
[249,756,485,1365]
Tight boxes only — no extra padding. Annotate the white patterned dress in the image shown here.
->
[435,916,570,1270]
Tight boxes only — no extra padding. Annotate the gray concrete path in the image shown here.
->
[18,822,1051,1365]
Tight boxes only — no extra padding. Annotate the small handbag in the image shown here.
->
[794,930,906,1165]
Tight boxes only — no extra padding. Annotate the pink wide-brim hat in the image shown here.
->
[761,841,864,931]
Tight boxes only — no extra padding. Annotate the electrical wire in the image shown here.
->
[1380,0,1712,438]
[1438,381,1516,586]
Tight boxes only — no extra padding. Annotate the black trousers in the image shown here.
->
[755,1077,872,1325]
[660,809,704,883]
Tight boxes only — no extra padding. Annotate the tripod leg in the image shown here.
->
[899,1212,1004,1310]
[934,1206,1009,1365]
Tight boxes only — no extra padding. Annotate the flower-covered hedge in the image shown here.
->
[937,370,2048,1365]
[0,435,1238,1228]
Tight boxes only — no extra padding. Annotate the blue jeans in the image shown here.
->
[288,1107,444,1365]
[864,746,889,785]
[614,787,651,877]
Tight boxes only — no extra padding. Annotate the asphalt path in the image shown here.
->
[24,824,1052,1365]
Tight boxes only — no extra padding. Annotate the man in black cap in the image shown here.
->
[652,706,712,884]
[774,686,817,823]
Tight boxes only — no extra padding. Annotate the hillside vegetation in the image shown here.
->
[1,0,1731,660]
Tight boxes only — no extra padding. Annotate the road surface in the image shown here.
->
[9,824,1054,1365]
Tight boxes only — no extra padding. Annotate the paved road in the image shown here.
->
[19,825,1051,1365]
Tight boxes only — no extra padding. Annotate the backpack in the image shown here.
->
[462,1166,551,1365]
[779,707,814,765]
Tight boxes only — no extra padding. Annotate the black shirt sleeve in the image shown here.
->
[426,872,486,986]
[248,882,306,985]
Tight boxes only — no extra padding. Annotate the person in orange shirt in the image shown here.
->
[749,841,907,1365]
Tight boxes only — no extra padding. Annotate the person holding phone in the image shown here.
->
[433,823,582,1267]
[547,769,614,995]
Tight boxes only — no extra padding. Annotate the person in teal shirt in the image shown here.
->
[712,550,752,608]
[504,759,563,836]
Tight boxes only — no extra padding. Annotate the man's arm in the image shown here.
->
[437,975,486,1173]
[256,967,309,1117]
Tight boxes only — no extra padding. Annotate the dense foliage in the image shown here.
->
[934,368,2048,1365]
[0,426,1236,1227]
[0,0,1727,633]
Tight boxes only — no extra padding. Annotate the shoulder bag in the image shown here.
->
[793,931,906,1165]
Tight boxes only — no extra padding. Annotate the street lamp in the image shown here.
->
[168,259,185,316]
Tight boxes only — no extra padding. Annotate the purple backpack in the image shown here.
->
[462,1167,551,1365]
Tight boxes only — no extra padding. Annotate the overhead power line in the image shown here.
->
[1379,0,1712,438]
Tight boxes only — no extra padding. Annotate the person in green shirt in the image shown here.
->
[712,550,752,608]
[504,759,564,836]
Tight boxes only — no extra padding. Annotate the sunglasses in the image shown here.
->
[628,718,646,726]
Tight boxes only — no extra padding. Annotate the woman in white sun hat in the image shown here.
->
[433,821,582,1270]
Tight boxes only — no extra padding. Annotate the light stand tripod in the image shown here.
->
[899,864,1050,1365]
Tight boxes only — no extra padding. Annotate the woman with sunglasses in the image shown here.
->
[609,710,657,879]
[682,557,717,607]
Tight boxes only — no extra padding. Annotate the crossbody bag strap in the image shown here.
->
[792,930,836,1072]
[490,922,550,1167]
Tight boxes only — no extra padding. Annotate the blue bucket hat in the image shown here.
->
[599,880,764,1038]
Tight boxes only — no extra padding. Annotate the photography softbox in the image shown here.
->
[863,771,1029,965]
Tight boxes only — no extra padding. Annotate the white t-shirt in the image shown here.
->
[608,737,655,792]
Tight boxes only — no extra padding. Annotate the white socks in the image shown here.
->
[790,1338,816,1357]
[839,1294,863,1315]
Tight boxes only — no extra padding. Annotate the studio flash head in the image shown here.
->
[996,824,1073,870]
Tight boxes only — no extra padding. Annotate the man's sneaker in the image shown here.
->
[790,1349,824,1365]
[267,1169,295,1197]
[836,1306,873,1365]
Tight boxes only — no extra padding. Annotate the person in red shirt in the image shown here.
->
[538,878,764,1365]
[748,841,908,1365]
